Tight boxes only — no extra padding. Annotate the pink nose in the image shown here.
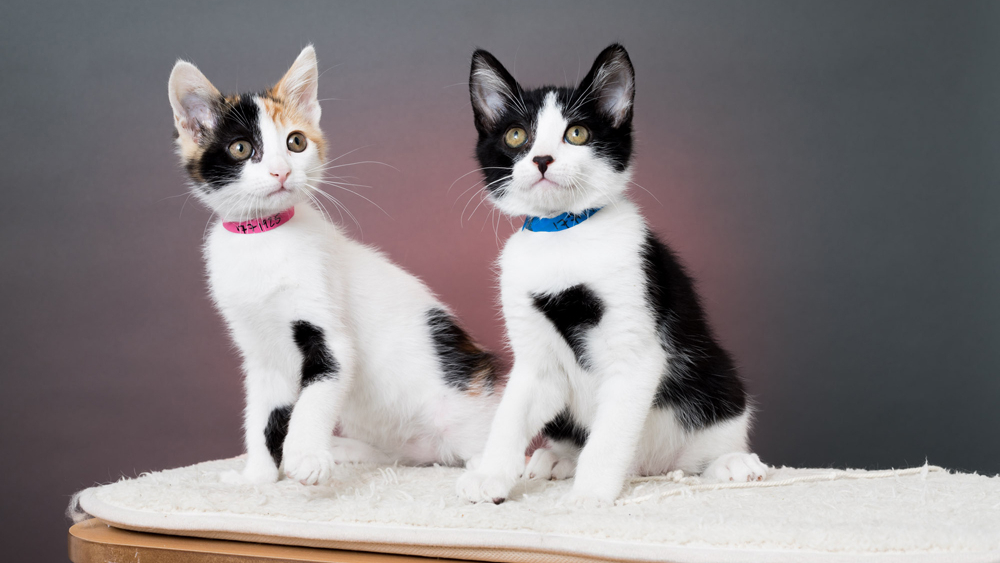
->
[271,170,289,185]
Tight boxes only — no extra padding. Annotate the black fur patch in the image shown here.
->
[542,408,589,448]
[292,321,340,387]
[264,405,292,466]
[426,308,497,392]
[190,95,263,190]
[532,285,604,369]
[469,45,634,200]
[641,231,747,430]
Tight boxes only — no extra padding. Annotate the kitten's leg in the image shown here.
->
[223,360,300,485]
[525,439,579,480]
[282,320,357,485]
[456,359,567,503]
[568,343,663,504]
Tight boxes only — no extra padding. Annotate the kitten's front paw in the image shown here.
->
[284,449,337,486]
[525,447,577,480]
[456,470,513,504]
[220,460,280,485]
[703,452,768,483]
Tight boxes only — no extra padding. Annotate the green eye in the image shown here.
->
[564,125,590,145]
[228,140,253,160]
[504,127,528,148]
[287,131,308,153]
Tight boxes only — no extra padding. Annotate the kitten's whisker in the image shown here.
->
[305,183,363,236]
[178,192,194,219]
[307,145,372,170]
[448,167,511,194]
[491,205,504,249]
[313,178,374,190]
[466,189,492,223]
[459,175,511,218]
[311,160,399,172]
[311,186,343,225]
[319,183,391,218]
[454,172,510,207]
[203,210,217,239]
[453,180,485,208]
[460,178,504,227]
[303,190,335,225]
[306,184,363,232]
[479,205,491,233]
[481,174,514,190]
[629,180,662,206]
[324,174,364,183]
[461,191,487,228]
[157,191,193,203]
[459,189,482,227]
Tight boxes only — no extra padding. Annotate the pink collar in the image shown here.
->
[222,208,295,234]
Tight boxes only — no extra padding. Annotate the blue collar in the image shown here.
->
[522,207,603,232]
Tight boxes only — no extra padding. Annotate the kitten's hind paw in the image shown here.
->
[525,447,576,480]
[456,470,513,504]
[703,452,768,483]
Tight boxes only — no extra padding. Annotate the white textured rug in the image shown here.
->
[73,457,1000,563]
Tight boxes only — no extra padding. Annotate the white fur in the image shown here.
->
[170,48,497,485]
[207,205,496,484]
[458,92,765,504]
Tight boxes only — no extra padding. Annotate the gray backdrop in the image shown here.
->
[2,1,998,560]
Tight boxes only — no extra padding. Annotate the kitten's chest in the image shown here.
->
[205,225,331,310]
[499,212,645,298]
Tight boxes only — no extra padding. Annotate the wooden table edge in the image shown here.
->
[68,518,466,563]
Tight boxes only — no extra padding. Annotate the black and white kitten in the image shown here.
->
[456,45,767,504]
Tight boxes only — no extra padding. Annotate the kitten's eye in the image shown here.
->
[504,127,528,148]
[287,131,308,153]
[228,140,253,160]
[564,125,590,146]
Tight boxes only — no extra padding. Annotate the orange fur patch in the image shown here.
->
[260,91,327,162]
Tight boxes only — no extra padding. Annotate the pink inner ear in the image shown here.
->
[596,69,633,126]
[178,92,216,141]
[275,56,320,125]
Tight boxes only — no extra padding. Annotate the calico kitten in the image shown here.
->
[168,46,499,485]
[456,45,767,504]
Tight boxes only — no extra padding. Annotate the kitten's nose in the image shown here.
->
[270,168,290,185]
[532,155,554,175]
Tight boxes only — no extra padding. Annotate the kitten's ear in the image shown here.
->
[168,60,221,146]
[274,45,321,125]
[577,44,635,128]
[470,49,520,130]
